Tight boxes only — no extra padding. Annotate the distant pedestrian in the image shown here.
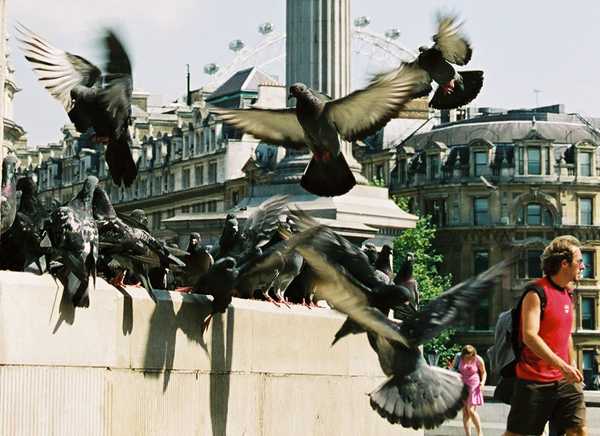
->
[453,345,486,436]
[502,235,587,436]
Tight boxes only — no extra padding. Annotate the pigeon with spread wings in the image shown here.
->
[285,209,511,429]
[373,13,483,110]
[16,24,138,187]
[212,69,420,197]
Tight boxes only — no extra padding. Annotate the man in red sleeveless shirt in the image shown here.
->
[503,235,587,436]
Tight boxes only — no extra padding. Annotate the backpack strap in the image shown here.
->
[523,283,547,320]
[511,282,547,364]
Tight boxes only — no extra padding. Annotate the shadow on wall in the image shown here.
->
[210,310,234,436]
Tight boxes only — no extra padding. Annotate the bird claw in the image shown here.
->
[444,78,455,95]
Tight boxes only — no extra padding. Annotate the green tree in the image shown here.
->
[393,206,459,368]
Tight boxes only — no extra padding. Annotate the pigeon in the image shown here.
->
[362,242,379,265]
[373,13,483,110]
[211,69,420,197]
[92,183,185,301]
[283,208,416,345]
[1,155,18,234]
[374,244,394,283]
[211,213,239,260]
[193,195,290,330]
[16,24,138,187]
[394,251,419,313]
[130,209,148,227]
[1,176,52,274]
[174,232,213,287]
[295,231,512,430]
[48,176,99,308]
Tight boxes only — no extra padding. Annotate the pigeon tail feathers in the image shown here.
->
[429,70,484,109]
[300,152,356,197]
[369,363,469,430]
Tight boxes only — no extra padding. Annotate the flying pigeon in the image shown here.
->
[373,13,483,110]
[1,155,18,234]
[48,176,99,308]
[284,208,416,346]
[16,24,138,187]
[193,195,290,330]
[211,69,421,197]
[295,229,512,429]
[92,184,185,301]
[1,176,52,274]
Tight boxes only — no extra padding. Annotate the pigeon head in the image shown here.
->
[190,232,201,246]
[131,209,148,226]
[418,45,429,53]
[288,83,308,100]
[16,176,37,195]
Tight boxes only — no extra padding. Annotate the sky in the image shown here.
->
[6,0,600,148]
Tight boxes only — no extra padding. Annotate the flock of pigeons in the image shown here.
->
[0,12,502,431]
[15,13,484,197]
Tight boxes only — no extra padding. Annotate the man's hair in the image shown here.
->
[540,235,582,276]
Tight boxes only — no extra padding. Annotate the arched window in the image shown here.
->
[516,203,554,226]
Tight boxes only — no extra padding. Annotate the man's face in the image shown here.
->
[567,247,586,282]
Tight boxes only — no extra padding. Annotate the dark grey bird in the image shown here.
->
[16,24,138,187]
[362,242,379,265]
[375,244,394,283]
[193,195,290,331]
[1,155,18,234]
[1,176,52,274]
[130,209,148,227]
[294,229,512,430]
[210,213,239,260]
[394,251,419,314]
[92,184,185,301]
[284,208,416,346]
[373,14,483,110]
[212,69,420,197]
[48,176,99,308]
[174,232,213,288]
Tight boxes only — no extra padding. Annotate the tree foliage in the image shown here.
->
[392,204,459,367]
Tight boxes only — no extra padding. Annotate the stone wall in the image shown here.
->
[0,271,422,436]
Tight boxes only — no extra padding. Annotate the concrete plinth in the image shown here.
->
[0,271,422,436]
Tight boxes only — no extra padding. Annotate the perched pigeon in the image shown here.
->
[362,242,379,265]
[16,24,138,187]
[211,213,239,260]
[373,14,483,110]
[1,155,18,234]
[212,69,420,197]
[174,232,213,287]
[295,230,512,430]
[394,251,419,314]
[374,244,394,283]
[92,184,185,301]
[1,176,52,273]
[48,176,99,308]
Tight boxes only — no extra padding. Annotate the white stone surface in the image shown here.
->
[0,271,422,435]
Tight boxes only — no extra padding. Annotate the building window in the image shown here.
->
[580,151,592,177]
[376,164,384,183]
[582,251,595,279]
[582,349,598,387]
[580,197,593,225]
[399,159,406,184]
[582,298,596,330]
[474,151,487,176]
[208,162,217,184]
[182,168,191,189]
[516,203,554,226]
[527,147,541,175]
[474,251,489,275]
[181,205,190,213]
[473,198,489,225]
[425,198,447,227]
[517,249,543,279]
[195,165,204,186]
[473,249,491,330]
[429,154,439,179]
[232,190,240,206]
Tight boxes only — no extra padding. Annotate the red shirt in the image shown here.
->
[516,276,573,382]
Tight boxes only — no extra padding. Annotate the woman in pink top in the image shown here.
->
[453,345,487,436]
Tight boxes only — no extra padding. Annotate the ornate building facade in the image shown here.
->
[386,104,600,383]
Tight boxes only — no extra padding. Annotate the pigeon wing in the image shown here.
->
[400,259,511,346]
[324,68,421,142]
[15,24,101,112]
[432,14,473,66]
[212,107,308,150]
[297,244,411,348]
